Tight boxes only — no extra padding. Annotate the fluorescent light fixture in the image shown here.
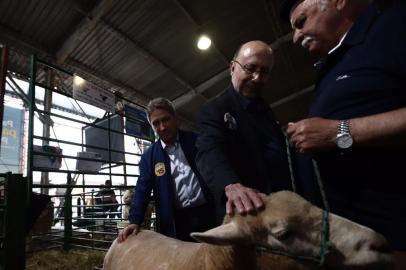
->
[197,35,212,50]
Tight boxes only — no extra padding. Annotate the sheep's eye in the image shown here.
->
[275,229,290,241]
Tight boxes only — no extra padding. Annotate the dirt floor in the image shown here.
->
[26,248,106,270]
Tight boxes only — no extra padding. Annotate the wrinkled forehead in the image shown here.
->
[240,47,255,58]
[289,0,323,24]
[238,45,272,59]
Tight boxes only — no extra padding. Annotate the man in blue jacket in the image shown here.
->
[118,98,214,242]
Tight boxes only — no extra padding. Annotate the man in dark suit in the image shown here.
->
[196,40,291,224]
[118,98,214,242]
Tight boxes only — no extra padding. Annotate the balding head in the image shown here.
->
[230,40,274,98]
[234,41,274,68]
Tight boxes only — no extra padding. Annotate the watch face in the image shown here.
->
[337,134,353,149]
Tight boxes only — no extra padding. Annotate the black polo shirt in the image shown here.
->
[299,1,406,250]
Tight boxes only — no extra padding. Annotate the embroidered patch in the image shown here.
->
[154,162,166,176]
[336,74,350,81]
[224,112,237,130]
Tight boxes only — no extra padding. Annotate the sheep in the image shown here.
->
[121,189,133,220]
[103,191,393,270]
[121,189,154,230]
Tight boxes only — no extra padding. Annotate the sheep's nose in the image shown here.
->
[366,236,392,254]
[370,240,392,254]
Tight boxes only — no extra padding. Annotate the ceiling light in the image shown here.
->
[73,75,86,88]
[197,35,212,50]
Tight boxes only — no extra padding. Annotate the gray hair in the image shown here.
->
[300,0,330,12]
[146,97,176,123]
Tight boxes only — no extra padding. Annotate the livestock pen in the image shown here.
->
[0,172,157,270]
[0,56,157,270]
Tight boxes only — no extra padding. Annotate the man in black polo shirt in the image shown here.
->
[280,0,406,267]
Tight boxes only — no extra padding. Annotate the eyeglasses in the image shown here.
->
[232,60,271,77]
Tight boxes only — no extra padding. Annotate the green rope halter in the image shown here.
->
[255,132,332,266]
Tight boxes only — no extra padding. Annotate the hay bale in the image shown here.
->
[26,248,105,270]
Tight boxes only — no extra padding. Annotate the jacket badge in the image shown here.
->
[224,112,237,130]
[154,162,166,176]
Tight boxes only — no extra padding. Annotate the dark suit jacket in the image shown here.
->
[196,86,291,224]
[128,130,214,237]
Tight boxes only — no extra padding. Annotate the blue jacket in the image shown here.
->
[128,130,213,237]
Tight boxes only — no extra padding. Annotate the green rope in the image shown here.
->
[283,130,297,192]
[312,159,330,212]
[258,131,331,266]
[256,209,331,266]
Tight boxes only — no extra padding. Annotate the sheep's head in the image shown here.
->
[192,191,393,270]
[122,190,134,205]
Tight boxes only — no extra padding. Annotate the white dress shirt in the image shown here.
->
[161,138,206,209]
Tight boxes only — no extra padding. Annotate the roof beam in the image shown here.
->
[66,58,151,104]
[58,0,201,105]
[172,0,229,64]
[56,0,114,64]
[67,58,196,129]
[98,19,208,104]
[173,68,229,108]
[0,24,52,56]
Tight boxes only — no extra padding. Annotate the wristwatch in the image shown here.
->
[336,120,353,149]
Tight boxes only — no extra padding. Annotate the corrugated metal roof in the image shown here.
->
[0,0,317,127]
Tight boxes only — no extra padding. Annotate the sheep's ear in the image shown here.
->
[191,221,245,245]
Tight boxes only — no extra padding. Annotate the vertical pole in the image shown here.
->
[121,116,127,186]
[0,45,8,147]
[41,68,53,195]
[27,55,36,201]
[81,126,85,196]
[108,114,112,182]
[63,173,72,251]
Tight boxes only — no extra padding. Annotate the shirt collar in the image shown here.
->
[328,32,348,55]
[229,87,264,111]
[314,2,380,69]
[342,1,381,47]
[160,133,179,150]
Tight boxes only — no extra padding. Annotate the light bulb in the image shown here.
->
[197,35,212,50]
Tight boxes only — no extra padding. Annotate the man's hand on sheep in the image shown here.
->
[118,224,140,243]
[225,183,267,215]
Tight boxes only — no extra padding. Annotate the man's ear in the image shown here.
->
[333,0,347,11]
[230,61,235,75]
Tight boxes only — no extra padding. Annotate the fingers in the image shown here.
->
[117,224,139,243]
[227,196,249,215]
[117,229,126,243]
[235,194,250,214]
[132,225,140,236]
[286,122,296,137]
[245,188,264,211]
[225,184,265,215]
[258,192,268,201]
[226,199,234,216]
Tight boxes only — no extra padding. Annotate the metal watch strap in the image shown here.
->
[338,120,350,135]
